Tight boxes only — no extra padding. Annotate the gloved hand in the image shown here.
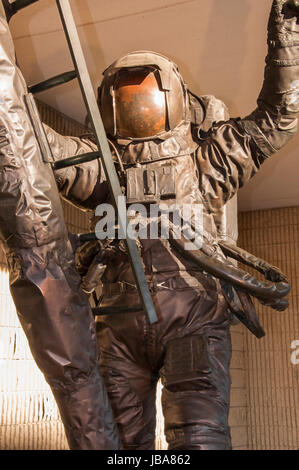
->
[75,239,103,276]
[73,239,107,294]
[256,0,299,119]
[268,0,299,41]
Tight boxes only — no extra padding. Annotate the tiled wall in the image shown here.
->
[239,207,299,450]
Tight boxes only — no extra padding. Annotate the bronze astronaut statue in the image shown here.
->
[47,0,299,450]
[0,0,299,451]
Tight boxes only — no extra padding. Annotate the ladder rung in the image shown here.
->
[3,0,39,21]
[28,70,77,94]
[52,151,100,170]
[92,307,141,317]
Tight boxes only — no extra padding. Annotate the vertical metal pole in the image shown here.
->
[56,0,157,324]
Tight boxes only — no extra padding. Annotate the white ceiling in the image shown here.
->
[8,0,299,211]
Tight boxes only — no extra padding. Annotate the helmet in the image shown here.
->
[98,51,189,140]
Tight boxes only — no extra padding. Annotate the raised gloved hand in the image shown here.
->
[269,0,299,33]
[268,0,299,47]
[256,0,299,120]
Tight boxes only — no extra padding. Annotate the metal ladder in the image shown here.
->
[3,0,158,324]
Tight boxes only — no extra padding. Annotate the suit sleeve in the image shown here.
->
[44,124,109,210]
[197,0,299,214]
